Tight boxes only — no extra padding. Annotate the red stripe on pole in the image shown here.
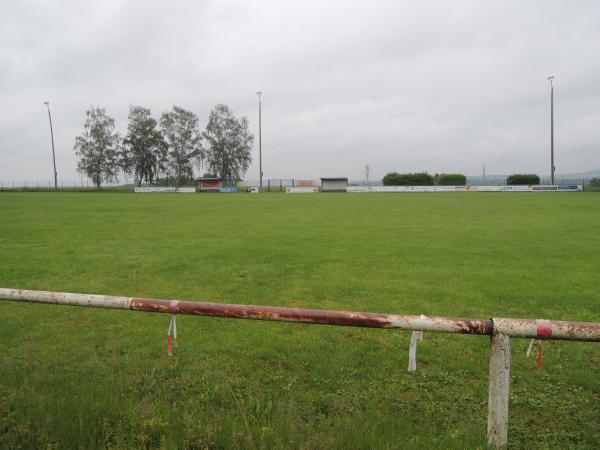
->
[536,319,553,339]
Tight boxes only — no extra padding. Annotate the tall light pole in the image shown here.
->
[548,76,555,185]
[44,101,58,189]
[257,91,263,189]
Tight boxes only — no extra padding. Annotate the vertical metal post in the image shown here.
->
[488,333,511,449]
[257,91,262,190]
[548,76,555,185]
[44,101,58,189]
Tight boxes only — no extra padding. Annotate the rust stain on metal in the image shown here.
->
[558,320,600,340]
[130,298,493,334]
[452,318,493,335]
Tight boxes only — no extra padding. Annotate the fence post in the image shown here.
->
[487,332,511,449]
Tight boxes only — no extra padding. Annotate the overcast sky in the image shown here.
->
[1,0,599,184]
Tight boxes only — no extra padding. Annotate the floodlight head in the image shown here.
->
[44,101,49,105]
[257,91,262,96]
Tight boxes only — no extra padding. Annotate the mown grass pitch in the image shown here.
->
[0,192,599,449]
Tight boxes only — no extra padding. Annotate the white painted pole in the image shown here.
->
[407,330,422,372]
[488,333,511,449]
[172,314,178,347]
[0,289,132,309]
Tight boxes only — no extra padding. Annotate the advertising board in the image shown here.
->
[286,187,319,193]
[558,185,582,191]
[134,187,176,193]
[295,179,316,187]
[346,185,582,193]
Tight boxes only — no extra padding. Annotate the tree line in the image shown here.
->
[74,104,253,188]
[382,172,543,186]
[382,172,467,186]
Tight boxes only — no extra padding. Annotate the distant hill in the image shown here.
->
[555,169,600,178]
[466,169,600,185]
[468,169,600,178]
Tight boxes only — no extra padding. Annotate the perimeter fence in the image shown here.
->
[1,178,598,192]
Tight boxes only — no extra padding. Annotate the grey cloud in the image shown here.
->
[1,0,599,184]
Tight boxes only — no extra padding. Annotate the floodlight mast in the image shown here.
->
[44,101,58,189]
[548,76,555,185]
[257,91,263,190]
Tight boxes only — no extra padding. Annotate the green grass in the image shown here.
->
[0,192,599,449]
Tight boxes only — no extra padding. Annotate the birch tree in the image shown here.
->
[74,106,121,188]
[121,105,167,186]
[159,106,203,184]
[203,104,253,184]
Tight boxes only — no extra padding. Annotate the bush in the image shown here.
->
[590,177,600,187]
[382,172,402,186]
[382,172,434,186]
[436,173,467,186]
[506,174,540,185]
[400,172,435,185]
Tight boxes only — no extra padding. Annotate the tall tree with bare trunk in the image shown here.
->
[74,106,121,188]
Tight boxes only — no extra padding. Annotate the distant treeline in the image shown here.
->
[382,172,546,186]
[382,172,467,186]
[74,104,253,188]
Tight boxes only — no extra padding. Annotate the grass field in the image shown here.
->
[0,192,599,449]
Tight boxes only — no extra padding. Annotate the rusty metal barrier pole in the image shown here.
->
[0,289,493,334]
[1,288,600,449]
